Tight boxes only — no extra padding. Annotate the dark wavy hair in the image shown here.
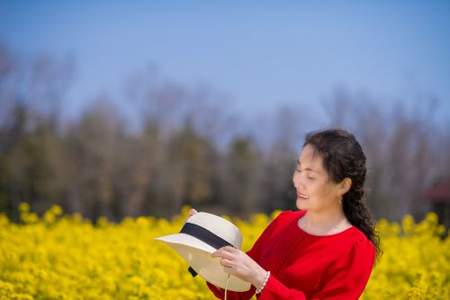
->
[303,128,382,261]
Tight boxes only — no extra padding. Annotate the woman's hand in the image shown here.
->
[188,208,197,217]
[211,246,268,289]
[186,208,198,221]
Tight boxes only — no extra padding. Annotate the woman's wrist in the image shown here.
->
[254,270,270,294]
[252,267,269,291]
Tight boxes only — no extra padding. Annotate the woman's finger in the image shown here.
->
[212,249,234,260]
[221,246,237,252]
[220,258,234,267]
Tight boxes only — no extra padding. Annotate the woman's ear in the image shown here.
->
[339,178,352,196]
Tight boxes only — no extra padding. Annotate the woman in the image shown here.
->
[189,128,381,300]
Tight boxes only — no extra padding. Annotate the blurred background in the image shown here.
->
[0,1,449,225]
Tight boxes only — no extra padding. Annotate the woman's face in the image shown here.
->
[293,144,345,212]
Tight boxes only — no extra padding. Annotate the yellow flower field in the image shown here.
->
[0,204,449,299]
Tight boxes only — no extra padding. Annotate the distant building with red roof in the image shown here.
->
[423,177,450,229]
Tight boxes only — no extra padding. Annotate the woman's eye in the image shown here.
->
[295,169,314,180]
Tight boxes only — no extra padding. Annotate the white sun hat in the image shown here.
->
[154,211,252,292]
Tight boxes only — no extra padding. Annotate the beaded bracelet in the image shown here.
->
[255,271,271,294]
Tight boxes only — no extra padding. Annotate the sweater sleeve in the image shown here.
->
[206,211,288,300]
[256,237,376,300]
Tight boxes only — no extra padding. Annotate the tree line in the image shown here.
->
[1,43,449,222]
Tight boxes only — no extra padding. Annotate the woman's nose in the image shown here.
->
[293,172,305,189]
[292,173,301,189]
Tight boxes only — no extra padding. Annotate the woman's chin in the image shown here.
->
[296,197,308,210]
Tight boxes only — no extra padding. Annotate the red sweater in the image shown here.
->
[206,209,376,300]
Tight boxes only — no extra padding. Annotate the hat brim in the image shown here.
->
[154,233,251,292]
[154,233,216,253]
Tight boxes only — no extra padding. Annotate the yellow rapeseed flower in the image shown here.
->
[0,203,448,299]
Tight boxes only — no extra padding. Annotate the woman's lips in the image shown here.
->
[297,193,309,199]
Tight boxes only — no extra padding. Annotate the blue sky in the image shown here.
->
[1,0,449,124]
